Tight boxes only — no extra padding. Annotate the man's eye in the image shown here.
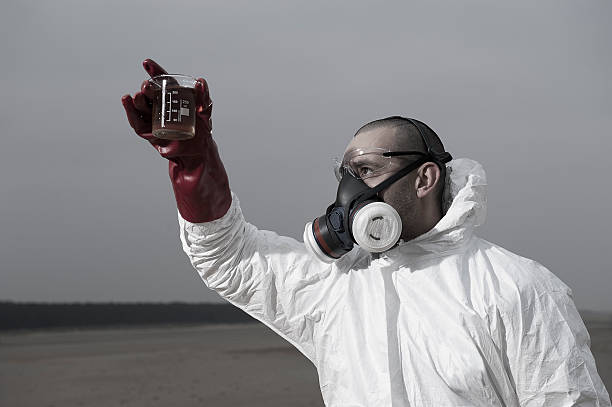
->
[358,167,373,177]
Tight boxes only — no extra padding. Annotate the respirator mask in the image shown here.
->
[304,118,452,263]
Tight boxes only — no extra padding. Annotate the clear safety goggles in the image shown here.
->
[332,147,430,181]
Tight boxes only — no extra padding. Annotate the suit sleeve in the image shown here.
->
[502,263,611,406]
[177,192,335,363]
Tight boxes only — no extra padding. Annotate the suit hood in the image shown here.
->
[383,158,488,258]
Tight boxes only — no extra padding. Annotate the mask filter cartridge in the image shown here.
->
[351,202,402,253]
[303,221,336,263]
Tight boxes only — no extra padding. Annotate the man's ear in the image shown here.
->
[414,162,441,199]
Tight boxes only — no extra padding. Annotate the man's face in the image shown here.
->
[343,126,423,241]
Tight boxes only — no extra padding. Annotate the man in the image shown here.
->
[122,59,611,406]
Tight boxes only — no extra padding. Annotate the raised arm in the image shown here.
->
[178,192,336,362]
[121,59,337,362]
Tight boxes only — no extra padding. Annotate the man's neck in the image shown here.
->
[400,204,443,242]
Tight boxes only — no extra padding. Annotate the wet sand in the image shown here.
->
[1,322,610,406]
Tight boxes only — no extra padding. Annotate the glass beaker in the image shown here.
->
[148,74,198,140]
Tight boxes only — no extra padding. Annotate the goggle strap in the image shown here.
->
[382,150,428,157]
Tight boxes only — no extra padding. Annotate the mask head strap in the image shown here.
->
[351,155,430,205]
[404,118,453,166]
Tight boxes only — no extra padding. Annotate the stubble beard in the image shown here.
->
[382,183,420,242]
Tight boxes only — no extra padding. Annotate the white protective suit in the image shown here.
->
[178,158,611,406]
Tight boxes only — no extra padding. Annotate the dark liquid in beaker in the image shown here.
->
[152,86,196,140]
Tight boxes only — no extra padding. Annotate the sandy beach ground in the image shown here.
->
[1,322,610,406]
[0,324,323,407]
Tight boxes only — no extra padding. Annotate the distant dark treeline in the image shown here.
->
[1,302,609,332]
[0,302,256,330]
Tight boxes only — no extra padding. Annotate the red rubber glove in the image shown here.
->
[121,59,231,223]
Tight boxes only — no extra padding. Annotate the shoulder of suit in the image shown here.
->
[470,237,573,299]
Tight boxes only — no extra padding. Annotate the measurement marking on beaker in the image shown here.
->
[161,79,166,127]
[166,91,172,122]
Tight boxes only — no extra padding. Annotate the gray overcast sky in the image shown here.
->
[1,0,611,311]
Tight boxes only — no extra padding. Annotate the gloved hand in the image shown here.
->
[121,59,231,223]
